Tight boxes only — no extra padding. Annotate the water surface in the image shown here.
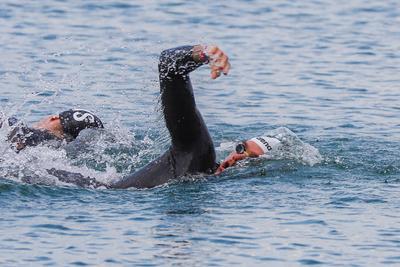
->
[0,0,399,266]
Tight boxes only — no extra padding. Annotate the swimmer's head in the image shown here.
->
[32,115,64,138]
[32,109,103,140]
[59,109,104,139]
[8,109,103,151]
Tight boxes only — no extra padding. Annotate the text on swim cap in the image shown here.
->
[256,137,272,151]
[73,111,95,123]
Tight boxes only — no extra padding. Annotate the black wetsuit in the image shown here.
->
[111,45,216,188]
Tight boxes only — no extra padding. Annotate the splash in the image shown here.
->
[0,116,161,187]
[265,127,322,166]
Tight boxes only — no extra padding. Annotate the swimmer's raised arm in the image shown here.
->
[111,44,230,189]
[159,45,230,150]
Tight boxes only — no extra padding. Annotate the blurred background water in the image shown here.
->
[0,0,399,266]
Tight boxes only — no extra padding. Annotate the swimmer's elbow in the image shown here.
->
[158,49,168,66]
[159,46,198,77]
[159,47,173,59]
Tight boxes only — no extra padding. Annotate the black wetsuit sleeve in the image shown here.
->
[111,46,216,189]
[158,46,206,150]
[46,168,109,188]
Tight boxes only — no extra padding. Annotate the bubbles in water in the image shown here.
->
[266,127,323,166]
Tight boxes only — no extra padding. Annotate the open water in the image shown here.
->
[0,0,399,266]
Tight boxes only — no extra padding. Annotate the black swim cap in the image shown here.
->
[59,109,103,139]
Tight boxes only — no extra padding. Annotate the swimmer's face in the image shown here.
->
[33,115,64,138]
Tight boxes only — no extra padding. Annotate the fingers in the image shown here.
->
[215,160,230,175]
[219,54,228,70]
[207,45,219,55]
[215,166,225,175]
[223,61,231,75]
[205,45,231,79]
[215,151,250,175]
[215,157,237,175]
[211,68,221,79]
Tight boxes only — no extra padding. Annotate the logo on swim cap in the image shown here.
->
[73,111,95,123]
[250,136,281,154]
[59,109,103,139]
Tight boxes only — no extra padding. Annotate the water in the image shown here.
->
[1,0,399,265]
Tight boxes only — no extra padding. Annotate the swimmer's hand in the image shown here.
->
[215,152,248,175]
[193,45,231,79]
[215,140,264,175]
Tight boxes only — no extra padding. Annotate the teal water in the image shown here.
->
[1,0,400,266]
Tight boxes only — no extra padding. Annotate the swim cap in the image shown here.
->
[59,109,103,139]
[250,136,281,154]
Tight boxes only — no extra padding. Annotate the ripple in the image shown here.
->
[32,224,71,231]
[298,259,325,265]
[42,34,57,40]
[1,0,400,266]
[281,219,327,226]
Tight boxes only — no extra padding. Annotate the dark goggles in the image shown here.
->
[235,142,247,154]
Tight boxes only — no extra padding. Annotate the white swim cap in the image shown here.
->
[250,136,281,154]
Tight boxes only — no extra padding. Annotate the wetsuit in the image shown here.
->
[110,45,216,189]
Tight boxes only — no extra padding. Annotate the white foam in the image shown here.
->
[260,127,323,166]
[0,114,161,187]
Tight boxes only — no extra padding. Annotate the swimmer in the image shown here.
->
[216,135,283,175]
[1,109,104,151]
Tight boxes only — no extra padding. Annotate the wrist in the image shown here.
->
[192,45,209,63]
